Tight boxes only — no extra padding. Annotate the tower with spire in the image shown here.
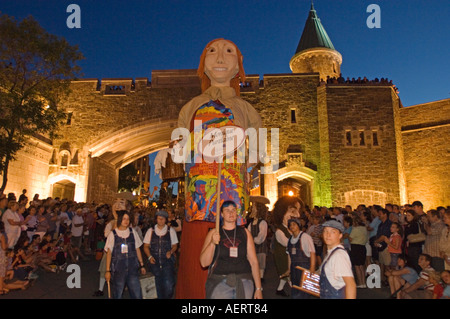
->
[289,2,342,81]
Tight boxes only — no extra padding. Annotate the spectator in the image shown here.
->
[367,205,381,263]
[0,221,9,294]
[35,206,49,240]
[105,210,146,299]
[373,208,392,282]
[349,216,368,288]
[0,196,8,218]
[247,201,269,282]
[285,218,316,299]
[440,210,450,271]
[411,201,425,218]
[2,201,23,248]
[383,222,403,269]
[18,189,28,205]
[385,254,419,299]
[430,271,444,299]
[423,209,446,271]
[399,253,435,299]
[342,216,353,253]
[440,270,450,299]
[404,209,425,273]
[143,210,178,299]
[58,204,71,236]
[319,220,356,299]
[70,208,87,261]
[307,215,324,265]
[45,205,59,239]
[361,209,373,267]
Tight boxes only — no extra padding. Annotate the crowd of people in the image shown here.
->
[319,74,400,94]
[0,188,449,299]
[0,189,173,296]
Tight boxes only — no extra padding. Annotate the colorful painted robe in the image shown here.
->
[184,99,248,225]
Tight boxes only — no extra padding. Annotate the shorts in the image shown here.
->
[71,236,82,248]
[390,253,400,268]
[365,242,372,257]
[350,244,367,266]
[378,247,391,266]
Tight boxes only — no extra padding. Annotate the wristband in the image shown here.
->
[256,287,263,291]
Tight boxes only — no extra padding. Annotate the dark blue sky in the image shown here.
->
[2,0,449,108]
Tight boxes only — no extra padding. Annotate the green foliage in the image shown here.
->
[0,13,84,191]
[118,163,140,193]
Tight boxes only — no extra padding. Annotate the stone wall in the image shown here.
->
[2,136,53,200]
[243,73,323,206]
[324,85,401,207]
[400,99,450,209]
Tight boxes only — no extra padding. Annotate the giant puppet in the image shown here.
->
[175,39,262,298]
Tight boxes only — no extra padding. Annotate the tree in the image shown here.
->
[118,163,140,193]
[0,14,84,192]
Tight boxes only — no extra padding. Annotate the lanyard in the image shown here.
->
[222,227,237,247]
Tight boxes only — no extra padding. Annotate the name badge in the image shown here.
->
[229,247,238,258]
[121,243,128,254]
[291,247,297,255]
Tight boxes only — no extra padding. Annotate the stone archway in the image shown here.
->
[264,162,317,210]
[51,179,76,201]
[84,119,180,204]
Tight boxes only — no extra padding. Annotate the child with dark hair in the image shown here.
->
[385,254,418,298]
[400,253,436,299]
[383,222,403,269]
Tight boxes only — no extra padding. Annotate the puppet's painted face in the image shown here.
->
[282,203,300,226]
[204,39,239,87]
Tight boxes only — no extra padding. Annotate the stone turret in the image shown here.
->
[289,2,342,80]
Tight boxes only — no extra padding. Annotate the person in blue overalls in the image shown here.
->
[104,210,146,299]
[319,220,357,299]
[143,210,178,299]
[286,218,316,299]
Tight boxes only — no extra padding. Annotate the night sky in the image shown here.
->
[2,0,449,194]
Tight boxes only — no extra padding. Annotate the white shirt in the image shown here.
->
[2,209,21,237]
[287,231,316,257]
[59,211,71,226]
[71,215,84,237]
[143,225,179,245]
[275,226,290,247]
[247,219,268,245]
[104,227,143,253]
[319,244,354,290]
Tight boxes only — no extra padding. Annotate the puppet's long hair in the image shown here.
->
[197,38,246,96]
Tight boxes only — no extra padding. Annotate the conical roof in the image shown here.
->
[295,3,335,54]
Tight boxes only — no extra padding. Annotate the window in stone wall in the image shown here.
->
[345,130,352,146]
[290,108,297,124]
[60,152,69,168]
[372,131,379,146]
[66,112,73,125]
[359,130,365,146]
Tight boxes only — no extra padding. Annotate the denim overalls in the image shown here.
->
[149,227,175,299]
[319,247,346,299]
[288,232,311,299]
[111,228,142,299]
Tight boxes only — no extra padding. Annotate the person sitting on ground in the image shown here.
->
[399,253,436,299]
[385,254,419,299]
[439,270,450,299]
